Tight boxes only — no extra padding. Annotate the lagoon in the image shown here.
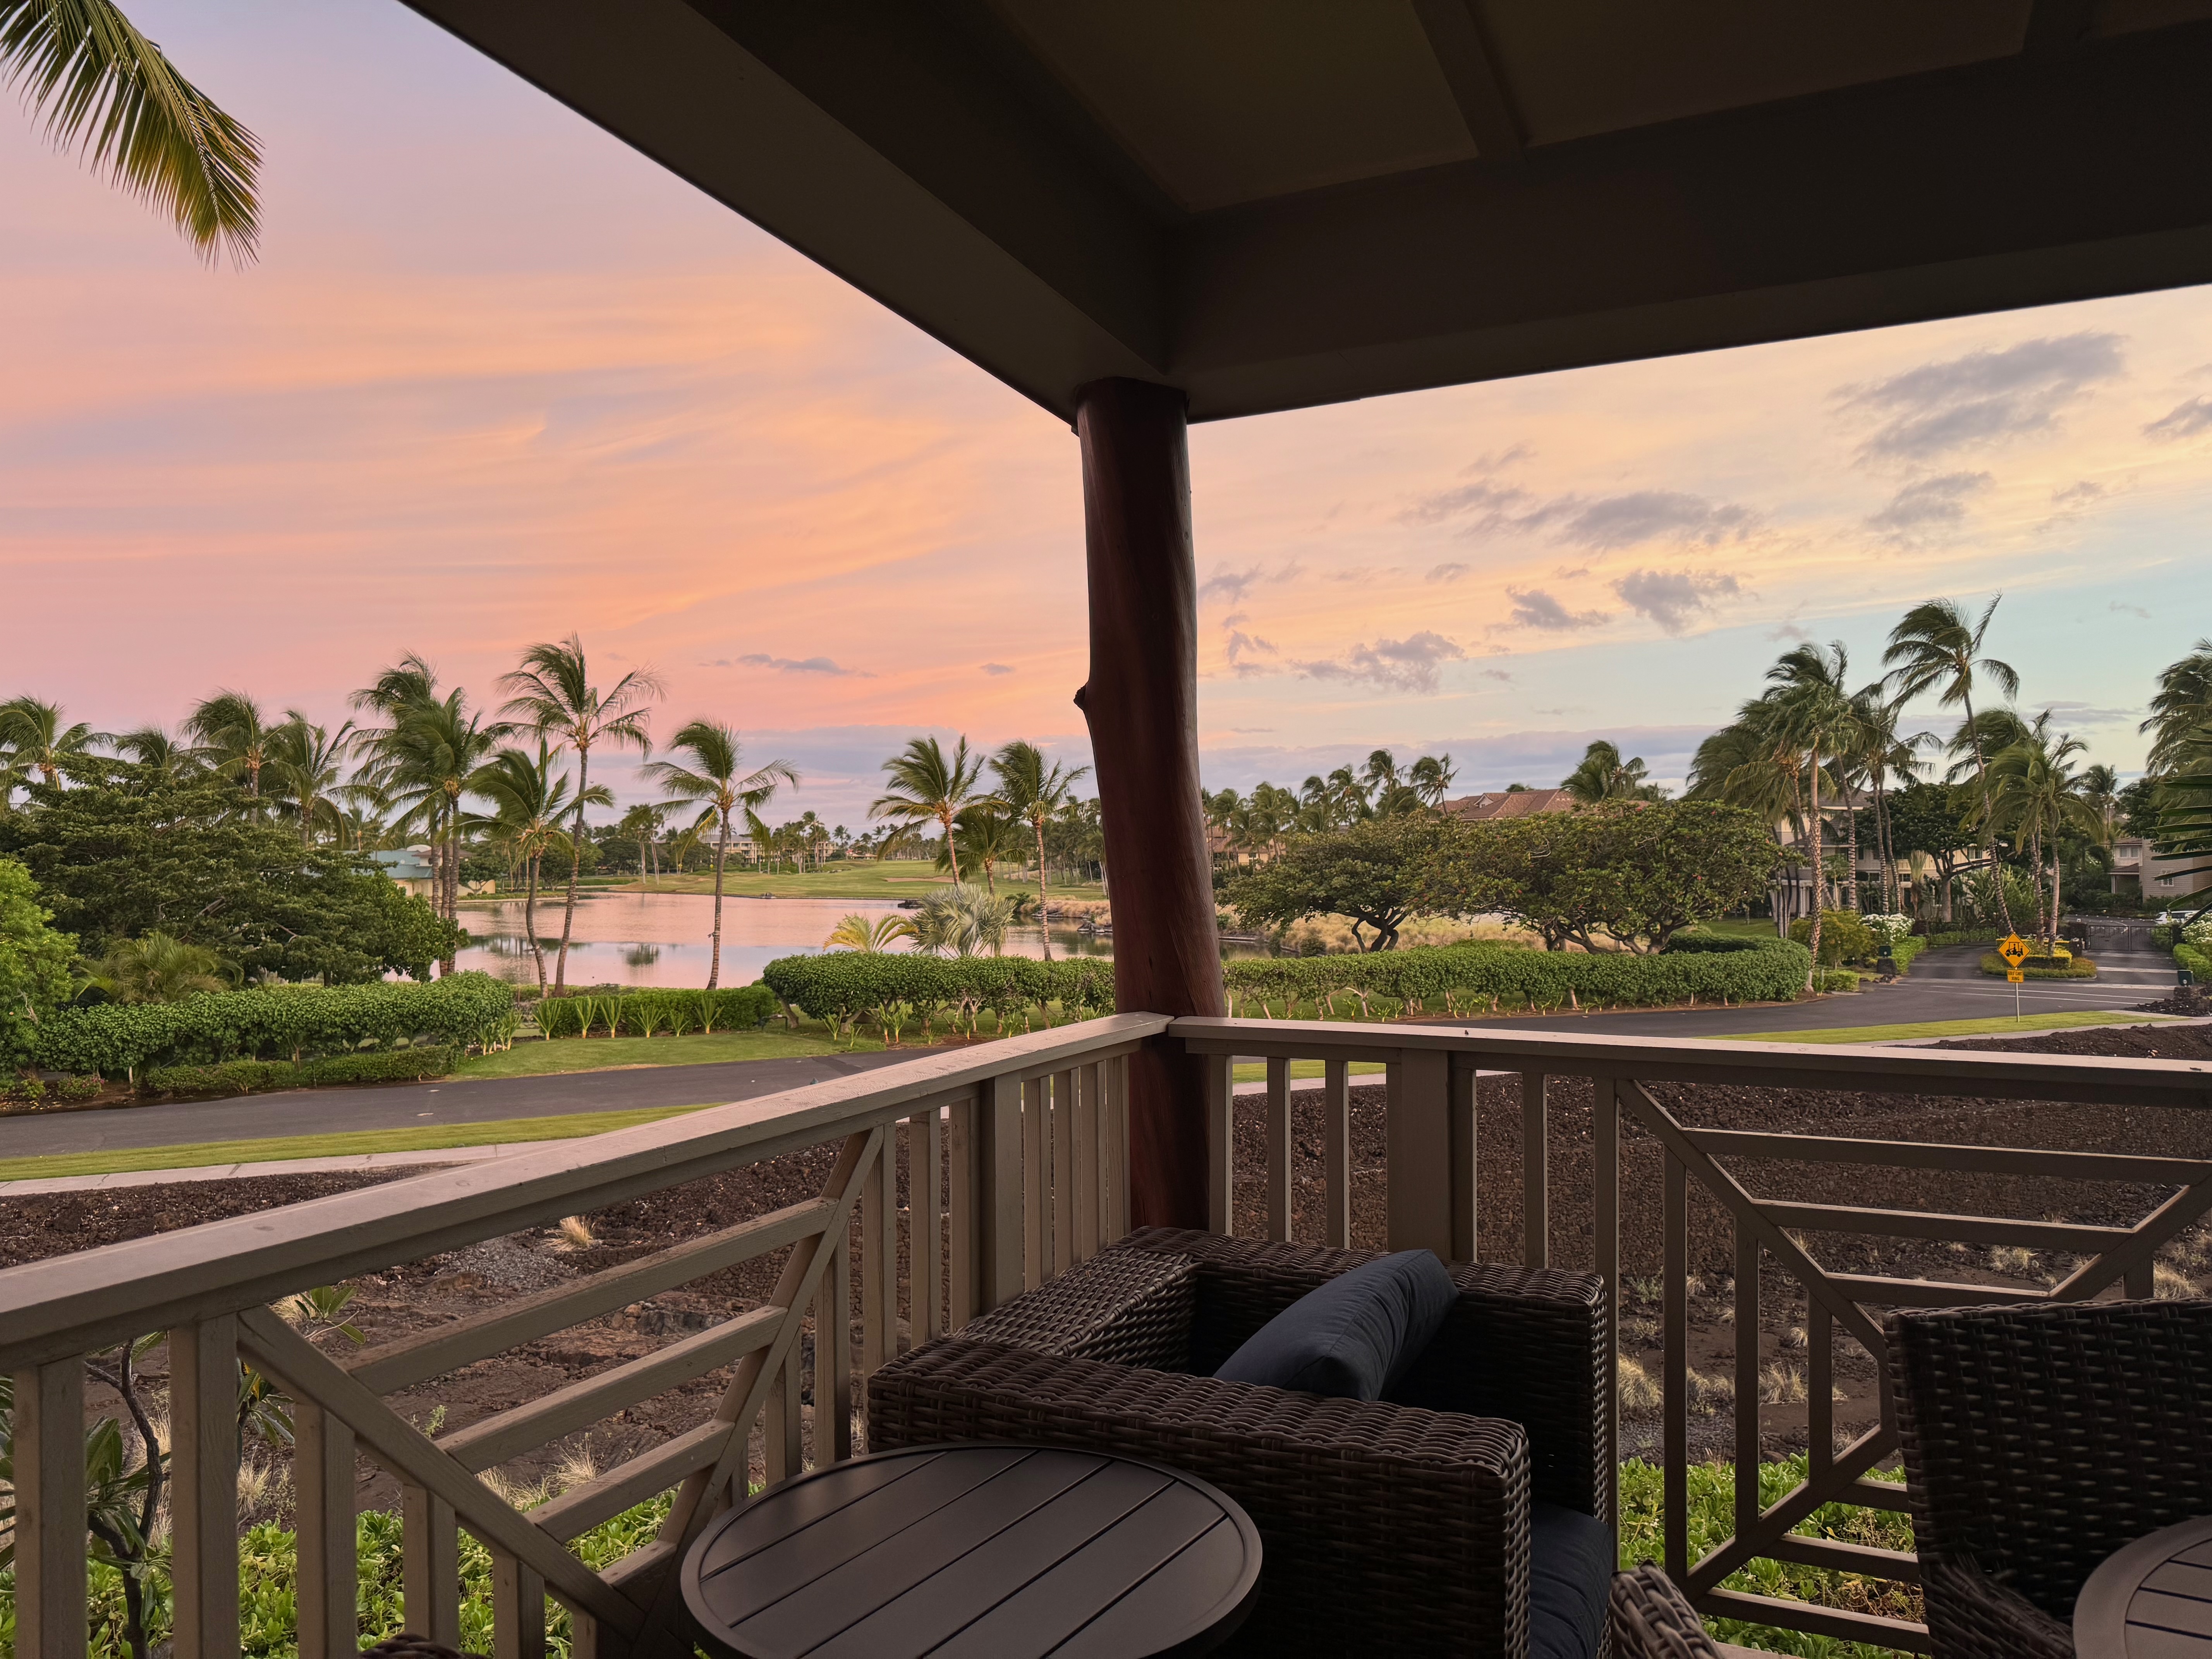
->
[452,890,1112,989]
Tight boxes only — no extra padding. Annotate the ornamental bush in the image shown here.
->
[534,986,777,1039]
[142,1046,460,1098]
[1861,913,1915,945]
[33,974,516,1079]
[760,955,1118,1037]
[1789,910,1876,967]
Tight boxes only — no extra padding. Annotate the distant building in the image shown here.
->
[370,847,436,899]
[2110,836,2212,902]
[1441,788,1574,823]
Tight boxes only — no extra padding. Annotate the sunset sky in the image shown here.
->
[11,1,2212,824]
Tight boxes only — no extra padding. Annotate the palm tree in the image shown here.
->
[1409,753,1457,808]
[871,735,992,883]
[1,0,261,263]
[498,635,663,994]
[641,721,797,989]
[1884,596,2020,931]
[1768,642,1856,987]
[264,713,355,847]
[943,804,1027,895]
[1983,716,2097,945]
[993,740,1087,957]
[0,694,105,795]
[2080,763,2122,845]
[184,689,275,800]
[471,743,608,996]
[110,723,194,781]
[373,690,507,962]
[824,913,914,952]
[912,884,1014,957]
[84,931,236,1003]
[1561,740,1651,805]
[615,803,665,885]
[1844,686,1925,913]
[2143,641,2212,775]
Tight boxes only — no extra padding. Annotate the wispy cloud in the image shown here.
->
[1410,481,1760,550]
[1288,631,1466,693]
[738,653,872,677]
[1427,562,1469,582]
[1198,562,1301,605]
[1838,331,2125,460]
[1865,472,1990,543]
[981,662,1013,675]
[2147,396,2212,441]
[1611,568,1741,634]
[1506,587,1607,631]
[2110,601,2152,620]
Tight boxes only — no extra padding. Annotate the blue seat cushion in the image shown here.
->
[1530,1503,1613,1659]
[1212,1250,1457,1400]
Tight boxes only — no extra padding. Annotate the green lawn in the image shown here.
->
[1691,917,1786,941]
[453,1027,868,1080]
[1230,1060,1388,1084]
[0,1104,717,1184]
[1711,1009,2176,1046]
[496,859,1108,905]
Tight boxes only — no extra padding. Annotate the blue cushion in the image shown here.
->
[1212,1250,1457,1400]
[1529,1503,1613,1659]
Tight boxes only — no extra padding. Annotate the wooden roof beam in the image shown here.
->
[1409,0,1525,170]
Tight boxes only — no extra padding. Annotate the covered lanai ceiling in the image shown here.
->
[407,0,2212,421]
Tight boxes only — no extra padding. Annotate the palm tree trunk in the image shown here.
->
[708,809,730,991]
[526,852,546,997]
[1843,782,1861,911]
[1034,814,1053,962]
[555,748,587,994]
[941,809,962,882]
[1805,753,1824,993]
[1963,689,2016,933]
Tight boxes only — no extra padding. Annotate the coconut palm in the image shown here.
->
[992,740,1088,957]
[110,723,194,781]
[642,721,797,990]
[84,931,236,1003]
[2080,763,2122,845]
[1983,716,2097,945]
[371,690,507,962]
[615,803,665,885]
[824,913,914,952]
[498,635,663,994]
[470,743,608,996]
[872,735,993,883]
[1,0,261,263]
[0,694,105,797]
[1844,686,1925,912]
[2143,641,2212,775]
[184,689,276,800]
[1767,642,1857,986]
[1410,753,1457,809]
[263,713,355,847]
[1884,596,2020,931]
[1561,740,1651,805]
[942,803,1028,896]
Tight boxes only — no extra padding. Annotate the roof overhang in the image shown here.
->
[400,1,2212,422]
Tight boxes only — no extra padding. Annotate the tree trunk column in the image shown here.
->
[1074,378,1225,1232]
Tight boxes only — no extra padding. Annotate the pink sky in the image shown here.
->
[10,1,2212,821]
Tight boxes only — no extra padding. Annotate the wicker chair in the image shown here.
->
[868,1226,1608,1656]
[1886,1297,2212,1659]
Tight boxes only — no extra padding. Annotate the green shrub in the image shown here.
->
[1661,931,1771,954]
[1978,951,2098,980]
[2177,941,2212,982]
[299,1046,458,1086]
[761,955,1117,1038]
[143,1046,460,1098]
[2154,923,2178,949]
[1789,910,1875,967]
[143,1058,296,1098]
[535,986,777,1039]
[1817,969,1860,993]
[33,974,515,1079]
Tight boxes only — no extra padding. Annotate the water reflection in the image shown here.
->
[451,891,1113,988]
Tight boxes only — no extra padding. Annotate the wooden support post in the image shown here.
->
[170,1317,242,1659]
[1074,377,1225,1231]
[948,1096,979,1329]
[1266,1054,1293,1243]
[918,1107,945,1338]
[403,1483,463,1649]
[1449,1059,1478,1264]
[977,1073,1025,1311]
[1323,1059,1352,1250]
[295,1401,358,1659]
[1204,1052,1234,1236]
[13,1358,87,1659]
[1387,1050,1455,1261]
[492,1552,546,1659]
[1522,1073,1549,1268]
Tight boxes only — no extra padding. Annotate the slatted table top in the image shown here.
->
[681,1443,1263,1659]
[2076,1515,2212,1658]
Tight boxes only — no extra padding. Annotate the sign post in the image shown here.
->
[1999,933,2031,1019]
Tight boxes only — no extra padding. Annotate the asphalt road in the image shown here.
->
[2,921,2179,1160]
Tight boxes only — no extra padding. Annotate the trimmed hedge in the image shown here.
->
[143,1045,460,1099]
[32,974,516,1079]
[534,985,777,1039]
[1978,951,2098,980]
[2179,941,2212,982]
[1660,931,1772,954]
[761,956,1118,1039]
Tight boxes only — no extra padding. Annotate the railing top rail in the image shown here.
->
[1171,1015,2212,1106]
[0,1012,1166,1370]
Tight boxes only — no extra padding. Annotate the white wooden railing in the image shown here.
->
[7,1012,2212,1657]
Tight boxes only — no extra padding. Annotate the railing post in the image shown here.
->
[860,1132,891,1375]
[403,1482,463,1649]
[1735,1227,1762,1541]
[1266,1054,1293,1243]
[1023,1076,1048,1288]
[976,1072,1025,1310]
[1388,1049,1455,1261]
[1323,1059,1351,1250]
[170,1316,243,1659]
[829,1224,855,1460]
[1522,1072,1549,1269]
[1204,1051,1234,1235]
[295,1400,359,1659]
[1449,1058,1478,1264]
[13,1357,88,1659]
[1663,1154,1688,1582]
[1073,1064,1101,1262]
[1052,1069,1078,1276]
[948,1095,979,1328]
[491,1552,546,1659]
[1595,1075,1620,1525]
[917,1106,945,1338]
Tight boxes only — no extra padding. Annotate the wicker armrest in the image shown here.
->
[1123,1226,1609,1518]
[1610,1566,1721,1659]
[956,1247,1196,1367]
[868,1338,1531,1657]
[1919,1559,2074,1659]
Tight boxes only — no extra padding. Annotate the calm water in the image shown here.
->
[452,891,1113,989]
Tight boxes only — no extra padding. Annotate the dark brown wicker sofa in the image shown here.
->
[867,1227,1607,1656]
[1887,1298,2212,1659]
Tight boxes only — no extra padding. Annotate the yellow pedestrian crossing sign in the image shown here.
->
[1998,934,2030,967]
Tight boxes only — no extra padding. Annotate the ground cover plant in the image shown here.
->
[532,985,775,1039]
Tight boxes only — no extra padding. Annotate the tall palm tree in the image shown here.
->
[2142,640,2212,775]
[1844,686,1924,913]
[872,735,992,883]
[2080,763,2122,846]
[263,713,355,847]
[498,635,663,994]
[1561,739,1651,805]
[0,694,104,795]
[110,723,194,781]
[1983,716,2095,945]
[1884,596,2020,931]
[942,803,1027,895]
[615,803,665,885]
[642,721,797,989]
[1,0,261,263]
[471,743,608,996]
[1768,642,1856,987]
[374,690,507,963]
[184,688,275,801]
[1409,753,1456,808]
[993,740,1088,958]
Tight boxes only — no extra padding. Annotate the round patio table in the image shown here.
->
[681,1442,1262,1659]
[2075,1514,2212,1657]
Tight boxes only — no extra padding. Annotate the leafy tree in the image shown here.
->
[1225,816,1456,951]
[642,721,796,989]
[0,767,463,981]
[0,853,74,1070]
[0,0,261,263]
[872,735,993,883]
[498,635,662,993]
[993,740,1087,958]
